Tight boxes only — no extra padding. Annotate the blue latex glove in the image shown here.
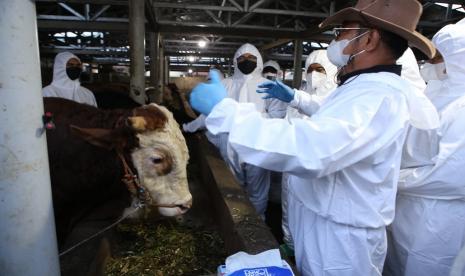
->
[189,70,227,115]
[256,80,295,103]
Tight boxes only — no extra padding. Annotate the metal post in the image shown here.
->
[149,32,161,102]
[330,1,336,15]
[228,58,233,76]
[164,56,169,84]
[0,1,60,275]
[445,4,453,20]
[292,39,303,88]
[158,44,165,103]
[89,63,95,83]
[129,0,146,104]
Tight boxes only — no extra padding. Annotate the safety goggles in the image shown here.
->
[332,27,369,39]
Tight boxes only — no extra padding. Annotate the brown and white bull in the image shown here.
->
[43,97,192,245]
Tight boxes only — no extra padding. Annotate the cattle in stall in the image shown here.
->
[82,82,141,109]
[163,83,198,125]
[43,97,192,246]
[82,82,198,124]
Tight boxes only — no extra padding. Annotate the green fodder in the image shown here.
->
[105,219,226,276]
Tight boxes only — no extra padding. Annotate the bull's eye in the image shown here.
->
[150,150,172,175]
[151,157,163,164]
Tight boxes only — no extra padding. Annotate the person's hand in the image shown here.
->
[257,80,295,103]
[189,70,227,115]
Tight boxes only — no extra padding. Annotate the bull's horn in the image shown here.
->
[127,116,147,131]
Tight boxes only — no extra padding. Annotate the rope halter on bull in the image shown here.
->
[116,151,181,209]
[116,151,151,207]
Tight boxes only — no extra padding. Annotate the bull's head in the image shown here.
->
[71,104,192,216]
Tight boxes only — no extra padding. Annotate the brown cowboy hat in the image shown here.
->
[319,0,436,59]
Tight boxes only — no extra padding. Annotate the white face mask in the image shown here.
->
[420,62,447,82]
[327,31,369,68]
[306,71,327,92]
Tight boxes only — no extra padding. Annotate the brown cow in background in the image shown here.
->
[82,82,198,124]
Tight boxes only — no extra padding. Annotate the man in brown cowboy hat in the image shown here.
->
[188,0,439,275]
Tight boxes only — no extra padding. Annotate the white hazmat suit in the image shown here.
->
[386,18,465,276]
[397,48,438,169]
[281,49,338,250]
[42,52,97,107]
[397,48,426,94]
[207,43,287,216]
[203,60,438,275]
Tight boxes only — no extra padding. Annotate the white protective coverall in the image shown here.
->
[281,49,338,250]
[397,48,426,94]
[42,52,97,107]
[204,62,439,275]
[262,60,282,80]
[396,48,439,169]
[386,18,465,276]
[207,43,288,216]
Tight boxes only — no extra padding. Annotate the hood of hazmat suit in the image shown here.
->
[426,17,465,111]
[222,43,287,118]
[387,18,465,276]
[42,52,97,107]
[286,50,338,120]
[302,50,338,98]
[263,60,282,80]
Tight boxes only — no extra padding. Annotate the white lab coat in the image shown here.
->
[204,68,438,275]
[42,52,97,107]
[208,43,287,216]
[386,18,465,276]
[281,49,338,249]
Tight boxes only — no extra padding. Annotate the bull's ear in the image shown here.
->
[70,125,120,150]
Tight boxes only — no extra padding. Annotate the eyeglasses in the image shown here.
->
[332,27,369,39]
